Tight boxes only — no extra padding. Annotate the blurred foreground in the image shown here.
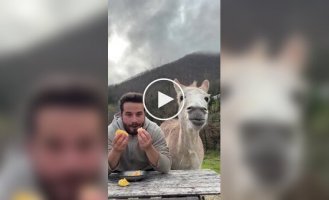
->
[0,0,107,199]
[221,1,329,199]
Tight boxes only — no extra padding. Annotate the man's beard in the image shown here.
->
[123,122,143,135]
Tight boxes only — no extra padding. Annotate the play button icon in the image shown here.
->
[143,78,185,121]
[158,91,174,108]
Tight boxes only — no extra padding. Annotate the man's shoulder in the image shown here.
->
[107,121,118,138]
[108,116,122,138]
[0,152,38,199]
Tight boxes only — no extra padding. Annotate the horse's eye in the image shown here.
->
[204,97,209,102]
[180,95,184,102]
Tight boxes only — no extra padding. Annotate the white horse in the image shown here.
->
[161,79,210,169]
[221,36,308,200]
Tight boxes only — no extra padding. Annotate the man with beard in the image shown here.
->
[0,77,107,200]
[108,92,171,173]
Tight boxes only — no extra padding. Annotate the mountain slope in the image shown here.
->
[108,52,220,103]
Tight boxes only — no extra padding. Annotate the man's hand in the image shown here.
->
[108,134,128,170]
[137,129,160,167]
[112,134,129,153]
[137,129,153,151]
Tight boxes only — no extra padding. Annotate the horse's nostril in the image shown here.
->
[187,106,193,110]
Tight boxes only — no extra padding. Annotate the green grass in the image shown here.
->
[202,150,220,174]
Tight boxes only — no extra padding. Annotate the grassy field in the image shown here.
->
[202,150,220,173]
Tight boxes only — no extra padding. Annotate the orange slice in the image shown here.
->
[118,178,129,187]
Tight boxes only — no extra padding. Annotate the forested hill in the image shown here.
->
[108,52,220,103]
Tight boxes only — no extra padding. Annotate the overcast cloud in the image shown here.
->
[108,0,220,85]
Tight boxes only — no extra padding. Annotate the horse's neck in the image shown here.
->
[178,116,199,152]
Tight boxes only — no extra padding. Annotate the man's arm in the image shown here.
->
[138,128,171,173]
[108,132,128,171]
[138,132,159,166]
[144,145,160,167]
[108,149,121,170]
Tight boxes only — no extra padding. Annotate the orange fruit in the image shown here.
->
[115,129,128,137]
[12,190,43,200]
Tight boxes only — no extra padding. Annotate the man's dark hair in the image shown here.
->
[119,92,143,113]
[25,77,106,136]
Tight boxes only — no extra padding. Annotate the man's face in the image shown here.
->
[121,102,145,135]
[28,106,105,200]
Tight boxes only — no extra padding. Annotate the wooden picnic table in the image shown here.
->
[108,169,221,199]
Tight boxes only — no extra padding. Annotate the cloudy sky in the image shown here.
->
[0,0,105,56]
[108,0,220,85]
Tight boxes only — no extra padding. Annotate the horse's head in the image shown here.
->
[173,79,210,131]
[221,35,308,195]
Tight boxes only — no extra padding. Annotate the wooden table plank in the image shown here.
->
[136,197,200,200]
[135,197,200,200]
[108,169,221,199]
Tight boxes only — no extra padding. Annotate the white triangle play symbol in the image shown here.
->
[158,91,174,108]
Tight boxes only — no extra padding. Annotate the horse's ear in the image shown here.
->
[278,34,308,71]
[200,80,209,92]
[173,79,184,93]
